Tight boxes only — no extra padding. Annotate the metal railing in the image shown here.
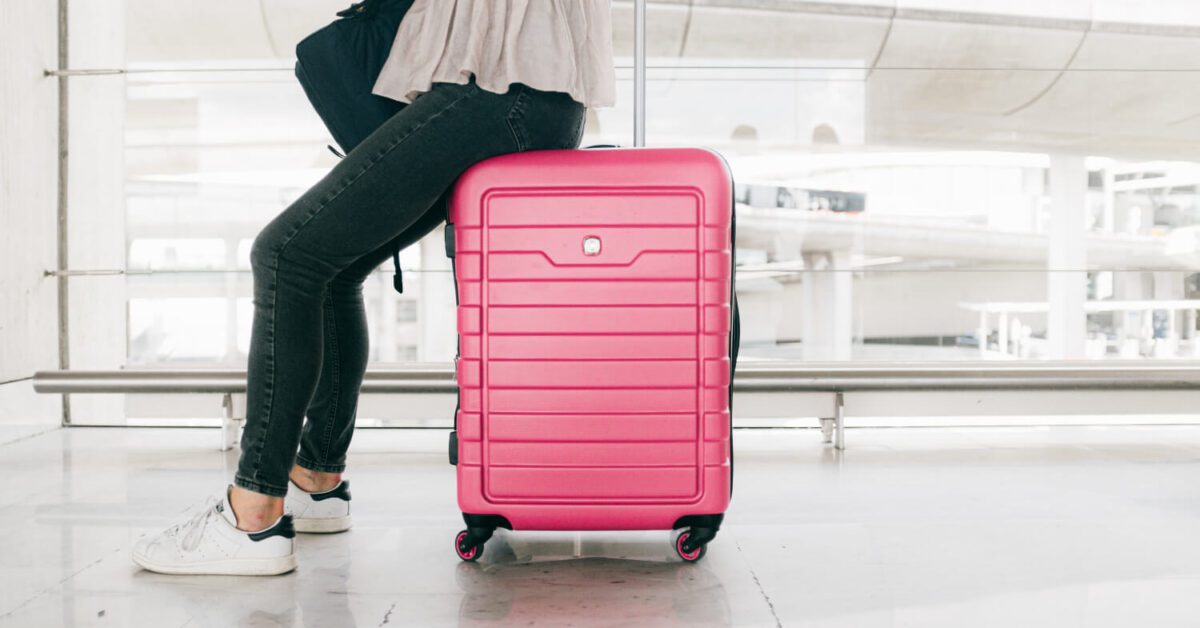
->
[36,362,1200,394]
[33,362,1200,451]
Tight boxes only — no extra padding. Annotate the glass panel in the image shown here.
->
[738,269,1200,362]
[63,0,1200,425]
[647,1,1200,363]
[128,239,225,270]
[128,297,227,364]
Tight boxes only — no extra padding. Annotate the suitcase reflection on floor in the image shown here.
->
[455,532,732,627]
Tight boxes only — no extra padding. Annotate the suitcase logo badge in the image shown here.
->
[582,235,602,256]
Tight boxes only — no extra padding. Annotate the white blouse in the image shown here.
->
[372,0,615,108]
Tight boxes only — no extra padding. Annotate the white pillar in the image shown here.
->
[0,0,63,428]
[65,0,127,422]
[1101,168,1116,234]
[977,311,989,357]
[800,250,853,360]
[1153,271,1183,358]
[378,273,397,362]
[997,311,1009,356]
[418,227,457,362]
[1046,155,1087,359]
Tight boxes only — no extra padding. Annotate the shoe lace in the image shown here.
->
[170,496,222,552]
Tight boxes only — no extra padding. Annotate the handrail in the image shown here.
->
[31,367,454,394]
[32,361,1200,394]
[33,362,1200,452]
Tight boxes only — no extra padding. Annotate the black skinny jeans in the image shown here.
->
[235,79,586,497]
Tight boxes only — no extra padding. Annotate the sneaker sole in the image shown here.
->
[133,552,298,576]
[293,515,352,534]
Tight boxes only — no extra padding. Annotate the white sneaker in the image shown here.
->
[133,490,297,576]
[285,480,352,533]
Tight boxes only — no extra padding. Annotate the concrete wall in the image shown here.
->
[0,0,63,440]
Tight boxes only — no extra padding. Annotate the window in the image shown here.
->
[61,1,1200,424]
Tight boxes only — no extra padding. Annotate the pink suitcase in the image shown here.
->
[445,147,739,562]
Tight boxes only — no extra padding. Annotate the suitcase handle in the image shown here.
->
[633,0,646,146]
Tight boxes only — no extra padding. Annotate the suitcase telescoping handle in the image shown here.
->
[632,0,646,147]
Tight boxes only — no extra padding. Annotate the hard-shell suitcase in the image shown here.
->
[445,147,739,562]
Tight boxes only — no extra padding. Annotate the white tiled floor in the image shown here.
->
[3,426,1200,627]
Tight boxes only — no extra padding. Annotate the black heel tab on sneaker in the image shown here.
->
[311,481,352,502]
[249,514,296,541]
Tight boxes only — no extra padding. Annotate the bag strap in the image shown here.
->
[391,247,403,293]
[326,143,403,293]
[336,0,383,18]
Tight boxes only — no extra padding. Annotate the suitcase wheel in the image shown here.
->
[451,528,494,561]
[674,531,708,562]
[455,529,486,562]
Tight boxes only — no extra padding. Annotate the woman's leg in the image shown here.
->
[290,199,449,493]
[287,88,589,494]
[233,83,503,521]
[230,80,583,529]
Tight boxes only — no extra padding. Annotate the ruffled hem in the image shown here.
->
[372,69,615,109]
[371,0,615,109]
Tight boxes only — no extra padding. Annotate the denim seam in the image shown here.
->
[318,297,341,467]
[295,453,346,474]
[503,85,530,152]
[569,108,587,148]
[245,85,480,489]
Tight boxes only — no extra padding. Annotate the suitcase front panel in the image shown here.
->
[488,189,703,503]
[453,148,733,519]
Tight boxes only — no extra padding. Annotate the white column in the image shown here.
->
[800,250,853,360]
[1101,168,1116,234]
[977,311,989,357]
[997,311,1009,356]
[1153,271,1183,358]
[65,0,127,422]
[0,0,63,429]
[418,228,457,362]
[1046,154,1087,359]
[378,273,397,362]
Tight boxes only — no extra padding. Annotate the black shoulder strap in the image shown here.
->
[391,246,403,293]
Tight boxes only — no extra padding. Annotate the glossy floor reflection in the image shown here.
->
[3,426,1200,627]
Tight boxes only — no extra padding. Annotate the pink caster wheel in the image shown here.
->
[675,531,707,562]
[455,529,481,562]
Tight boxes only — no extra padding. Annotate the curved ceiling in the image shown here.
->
[124,0,1200,159]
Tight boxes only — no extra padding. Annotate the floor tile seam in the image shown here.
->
[0,426,61,448]
[731,531,784,628]
[0,546,122,619]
